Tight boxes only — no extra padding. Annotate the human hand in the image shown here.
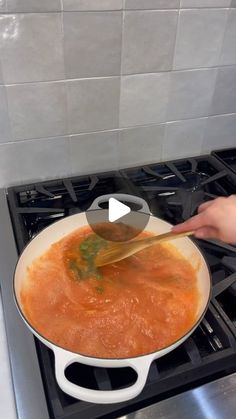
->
[172,195,236,244]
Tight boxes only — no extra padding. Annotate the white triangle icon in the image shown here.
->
[108,198,131,223]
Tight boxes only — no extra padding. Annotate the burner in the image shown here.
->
[121,157,235,224]
[167,188,205,220]
[213,147,236,175]
[6,153,236,419]
[7,171,137,251]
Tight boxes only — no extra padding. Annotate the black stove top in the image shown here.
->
[121,156,235,223]
[213,147,236,176]
[7,151,236,419]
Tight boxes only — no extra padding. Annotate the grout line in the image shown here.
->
[122,64,236,77]
[178,7,231,11]
[160,119,166,163]
[165,7,180,125]
[207,68,219,123]
[60,9,66,80]
[205,67,219,123]
[0,128,122,145]
[60,6,70,137]
[118,6,125,127]
[217,6,230,67]
[3,84,14,142]
[0,7,233,14]
[58,8,124,12]
[1,10,62,14]
[170,7,180,71]
[4,63,236,87]
[5,75,121,87]
[207,9,229,125]
[117,0,126,169]
[1,112,236,147]
[122,8,179,12]
[0,9,123,14]
[200,116,210,155]
[179,7,231,11]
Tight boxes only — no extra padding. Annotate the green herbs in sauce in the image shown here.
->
[80,234,107,275]
[68,259,85,281]
[68,234,107,281]
[95,286,104,294]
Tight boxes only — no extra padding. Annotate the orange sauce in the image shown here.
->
[21,225,200,358]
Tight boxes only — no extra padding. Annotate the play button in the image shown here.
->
[108,198,131,222]
[85,193,150,242]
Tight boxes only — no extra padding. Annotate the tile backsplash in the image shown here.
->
[0,0,236,186]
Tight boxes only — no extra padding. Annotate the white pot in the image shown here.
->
[14,199,211,404]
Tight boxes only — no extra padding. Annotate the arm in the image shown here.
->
[172,195,236,245]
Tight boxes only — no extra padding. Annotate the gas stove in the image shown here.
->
[2,151,236,419]
[213,147,236,176]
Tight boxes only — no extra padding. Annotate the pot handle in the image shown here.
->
[88,193,150,214]
[54,348,152,404]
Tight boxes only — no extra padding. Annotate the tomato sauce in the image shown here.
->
[21,225,200,358]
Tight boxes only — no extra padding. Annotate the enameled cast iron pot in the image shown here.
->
[14,194,211,404]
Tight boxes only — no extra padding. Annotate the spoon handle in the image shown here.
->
[127,230,194,254]
[96,230,194,267]
[143,230,193,246]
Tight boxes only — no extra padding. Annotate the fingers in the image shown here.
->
[173,200,215,234]
[172,212,207,233]
[172,196,236,243]
[198,200,214,213]
[173,223,219,240]
[194,227,219,240]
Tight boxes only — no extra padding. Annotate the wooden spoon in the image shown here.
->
[95,231,193,267]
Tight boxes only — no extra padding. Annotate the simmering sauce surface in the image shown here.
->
[21,225,200,358]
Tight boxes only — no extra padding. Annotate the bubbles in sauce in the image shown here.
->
[21,224,200,358]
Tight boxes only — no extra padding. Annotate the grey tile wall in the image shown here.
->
[122,10,178,74]
[63,0,123,11]
[163,118,207,160]
[69,130,119,174]
[203,114,236,152]
[0,136,70,186]
[6,0,62,12]
[181,0,231,7]
[0,86,11,142]
[119,124,164,168]
[0,63,3,84]
[0,2,236,186]
[67,77,120,133]
[0,14,64,83]
[120,73,170,127]
[64,11,122,78]
[0,142,17,185]
[211,67,236,115]
[125,0,180,9]
[0,0,6,12]
[167,69,217,121]
[6,81,67,140]
[219,9,236,65]
[174,9,228,69]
